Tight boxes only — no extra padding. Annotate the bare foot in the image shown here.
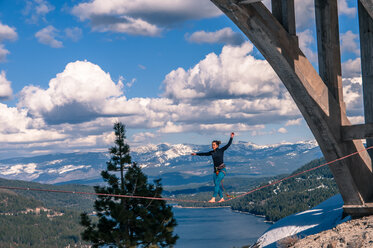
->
[208,197,216,203]
[218,198,225,202]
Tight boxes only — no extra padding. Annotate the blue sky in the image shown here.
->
[0,0,365,158]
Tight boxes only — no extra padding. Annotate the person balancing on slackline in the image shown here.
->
[191,132,235,203]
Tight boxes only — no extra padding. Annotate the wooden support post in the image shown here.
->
[314,0,344,117]
[359,1,373,158]
[271,0,296,35]
[359,0,373,19]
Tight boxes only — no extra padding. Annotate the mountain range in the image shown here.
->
[0,140,322,186]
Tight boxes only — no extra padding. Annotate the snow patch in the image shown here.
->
[46,164,91,174]
[255,194,349,248]
[0,163,39,175]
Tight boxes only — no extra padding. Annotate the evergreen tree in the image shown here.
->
[80,122,178,248]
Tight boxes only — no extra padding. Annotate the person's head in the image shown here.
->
[212,140,221,150]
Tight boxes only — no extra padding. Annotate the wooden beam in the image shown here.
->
[359,1,373,157]
[342,124,373,141]
[314,0,343,108]
[360,0,373,19]
[271,0,296,35]
[239,0,263,4]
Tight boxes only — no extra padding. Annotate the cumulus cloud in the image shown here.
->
[343,77,363,117]
[18,60,127,124]
[12,42,308,153]
[71,0,221,36]
[0,22,18,42]
[278,127,288,134]
[298,29,317,63]
[162,42,283,101]
[285,118,302,126]
[0,103,65,143]
[132,132,157,143]
[338,0,356,17]
[0,22,18,62]
[340,31,360,55]
[186,28,245,46]
[342,58,361,78]
[295,0,315,30]
[0,71,13,100]
[23,0,55,23]
[65,27,83,42]
[0,45,10,63]
[90,15,161,36]
[35,25,63,48]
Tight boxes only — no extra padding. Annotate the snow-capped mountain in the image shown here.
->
[0,140,322,186]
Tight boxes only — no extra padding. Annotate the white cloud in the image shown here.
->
[71,0,221,36]
[0,22,18,42]
[65,27,83,42]
[285,118,302,126]
[0,45,10,63]
[0,71,13,100]
[35,25,63,48]
[18,60,127,124]
[162,42,283,101]
[0,22,18,63]
[295,0,314,30]
[0,103,65,143]
[341,31,360,55]
[158,121,265,134]
[132,132,157,143]
[23,0,55,23]
[92,16,161,36]
[298,29,317,63]
[186,27,244,46]
[338,0,356,17]
[342,77,363,117]
[278,127,288,134]
[342,58,361,78]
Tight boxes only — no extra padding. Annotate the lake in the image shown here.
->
[173,207,271,248]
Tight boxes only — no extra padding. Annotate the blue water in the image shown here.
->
[173,207,271,248]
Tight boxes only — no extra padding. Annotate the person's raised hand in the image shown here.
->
[231,132,235,138]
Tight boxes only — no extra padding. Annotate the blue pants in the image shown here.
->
[213,168,226,198]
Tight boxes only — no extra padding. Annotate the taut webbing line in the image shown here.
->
[1,146,373,204]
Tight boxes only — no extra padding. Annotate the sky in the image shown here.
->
[0,0,365,158]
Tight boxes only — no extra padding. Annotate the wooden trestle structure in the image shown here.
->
[210,0,373,216]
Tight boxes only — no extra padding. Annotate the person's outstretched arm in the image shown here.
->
[221,132,234,151]
[191,151,212,156]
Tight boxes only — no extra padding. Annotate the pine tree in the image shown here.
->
[80,122,178,248]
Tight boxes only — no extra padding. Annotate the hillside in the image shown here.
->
[0,178,95,212]
[0,188,89,247]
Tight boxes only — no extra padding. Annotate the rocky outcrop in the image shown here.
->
[289,215,373,248]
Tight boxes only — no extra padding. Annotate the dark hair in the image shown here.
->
[212,140,221,146]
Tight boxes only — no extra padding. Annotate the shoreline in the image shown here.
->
[173,205,274,224]
[173,205,230,209]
